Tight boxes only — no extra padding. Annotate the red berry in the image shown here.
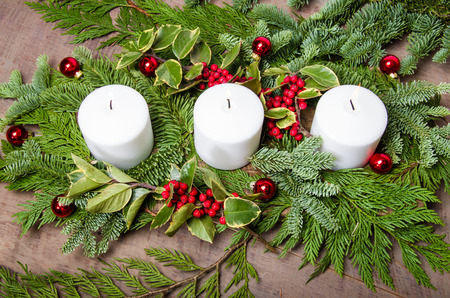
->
[290,128,298,137]
[179,182,188,191]
[199,193,208,202]
[206,189,213,197]
[271,127,281,136]
[180,195,188,204]
[298,101,307,110]
[161,191,170,199]
[203,200,212,208]
[208,209,217,217]
[211,202,221,211]
[219,216,226,225]
[193,209,202,218]
[296,79,305,88]
[169,180,179,190]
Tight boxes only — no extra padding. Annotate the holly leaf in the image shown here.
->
[66,169,104,199]
[167,80,201,96]
[138,28,156,52]
[187,216,215,243]
[116,52,143,70]
[190,41,211,65]
[276,111,297,129]
[180,157,197,190]
[86,184,132,213]
[197,167,226,190]
[220,41,241,69]
[185,63,204,80]
[263,66,291,76]
[165,203,196,237]
[155,59,183,89]
[300,65,339,88]
[150,204,175,229]
[71,154,111,184]
[123,188,151,229]
[264,107,292,119]
[304,77,329,91]
[173,28,201,60]
[224,197,261,228]
[211,179,229,202]
[104,162,137,183]
[296,88,322,99]
[153,24,182,50]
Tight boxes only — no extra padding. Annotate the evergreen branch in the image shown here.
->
[129,237,251,297]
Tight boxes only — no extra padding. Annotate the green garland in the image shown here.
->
[1,0,449,296]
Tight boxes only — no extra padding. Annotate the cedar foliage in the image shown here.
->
[0,0,449,296]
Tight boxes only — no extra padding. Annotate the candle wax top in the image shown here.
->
[194,83,264,143]
[78,85,150,145]
[313,85,388,145]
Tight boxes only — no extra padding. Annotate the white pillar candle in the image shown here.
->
[194,83,264,170]
[77,85,154,170]
[310,85,388,170]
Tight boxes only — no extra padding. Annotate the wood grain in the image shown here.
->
[0,0,449,297]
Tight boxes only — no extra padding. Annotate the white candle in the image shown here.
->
[310,85,388,170]
[194,83,264,170]
[77,85,154,170]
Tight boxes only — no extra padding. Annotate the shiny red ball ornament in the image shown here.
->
[59,57,82,78]
[253,178,277,202]
[369,153,393,174]
[6,125,28,146]
[252,36,272,57]
[379,55,400,74]
[139,56,159,76]
[51,196,75,218]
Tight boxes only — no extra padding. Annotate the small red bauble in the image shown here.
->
[51,196,75,218]
[139,56,159,76]
[253,178,277,202]
[379,55,400,74]
[252,36,272,57]
[59,57,81,78]
[369,153,393,174]
[6,125,28,146]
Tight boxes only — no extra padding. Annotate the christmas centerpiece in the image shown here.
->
[0,0,449,296]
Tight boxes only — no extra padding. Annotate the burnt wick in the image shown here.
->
[110,100,113,110]
[227,98,231,109]
[350,99,355,111]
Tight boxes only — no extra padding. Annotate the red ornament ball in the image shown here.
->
[59,57,81,78]
[252,36,272,57]
[139,56,159,76]
[51,195,75,218]
[369,153,393,174]
[379,55,400,74]
[6,125,28,146]
[253,178,277,202]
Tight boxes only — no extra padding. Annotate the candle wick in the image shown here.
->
[110,100,113,110]
[350,99,355,111]
[227,98,231,109]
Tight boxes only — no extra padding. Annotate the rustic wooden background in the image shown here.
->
[0,0,449,297]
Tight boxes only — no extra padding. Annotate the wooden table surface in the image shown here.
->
[0,0,449,297]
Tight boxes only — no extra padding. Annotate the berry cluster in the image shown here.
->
[264,75,307,141]
[161,180,227,224]
[195,63,251,90]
